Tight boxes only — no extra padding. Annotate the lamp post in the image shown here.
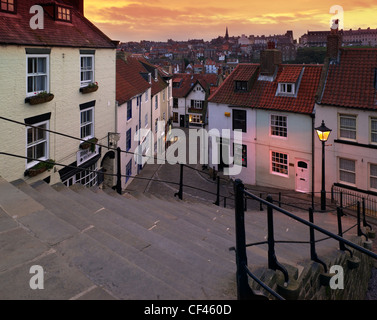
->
[315,120,332,211]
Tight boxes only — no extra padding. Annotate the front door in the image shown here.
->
[295,160,309,193]
[180,115,184,127]
[218,138,229,172]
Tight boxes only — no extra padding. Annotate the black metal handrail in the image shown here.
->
[233,179,377,300]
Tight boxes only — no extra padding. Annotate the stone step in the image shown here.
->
[75,187,236,268]
[0,176,44,219]
[0,250,99,300]
[11,180,89,232]
[52,183,236,295]
[56,231,188,300]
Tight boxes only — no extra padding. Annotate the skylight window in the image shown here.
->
[57,6,71,21]
[0,0,15,13]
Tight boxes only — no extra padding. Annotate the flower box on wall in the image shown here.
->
[25,92,54,105]
[79,137,98,152]
[25,159,55,177]
[80,82,98,94]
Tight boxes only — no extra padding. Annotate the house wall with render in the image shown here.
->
[0,46,116,185]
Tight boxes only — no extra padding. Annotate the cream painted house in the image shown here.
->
[0,0,117,187]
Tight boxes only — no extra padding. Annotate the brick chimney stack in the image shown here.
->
[63,0,84,15]
[260,41,282,76]
[327,19,342,61]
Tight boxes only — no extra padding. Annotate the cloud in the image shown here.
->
[85,0,377,41]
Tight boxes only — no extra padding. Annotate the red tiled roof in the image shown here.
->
[137,58,169,96]
[320,48,377,109]
[0,0,116,48]
[277,65,303,83]
[116,54,151,106]
[208,63,323,114]
[233,64,259,81]
[172,73,219,98]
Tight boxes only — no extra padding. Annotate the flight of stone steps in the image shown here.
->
[0,176,360,300]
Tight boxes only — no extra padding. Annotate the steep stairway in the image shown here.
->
[0,176,239,299]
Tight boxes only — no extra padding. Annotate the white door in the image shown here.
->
[296,160,310,193]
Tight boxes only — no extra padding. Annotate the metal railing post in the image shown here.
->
[234,179,255,299]
[116,147,122,195]
[214,176,220,206]
[337,207,353,257]
[309,207,327,272]
[174,163,183,200]
[357,201,368,240]
[266,195,289,285]
[362,198,373,230]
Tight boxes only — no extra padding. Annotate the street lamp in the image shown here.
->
[315,120,332,210]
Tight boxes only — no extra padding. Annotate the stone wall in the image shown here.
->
[249,236,375,300]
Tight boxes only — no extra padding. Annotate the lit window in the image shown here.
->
[339,114,357,140]
[339,158,356,184]
[57,6,71,21]
[189,114,202,124]
[80,108,94,140]
[271,115,287,137]
[26,121,49,169]
[27,55,49,96]
[80,55,94,87]
[370,164,377,190]
[0,0,15,13]
[271,151,288,176]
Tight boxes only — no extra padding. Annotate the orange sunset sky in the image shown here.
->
[84,0,377,42]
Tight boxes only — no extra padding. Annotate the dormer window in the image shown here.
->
[235,81,248,92]
[279,83,295,95]
[57,6,71,22]
[0,0,15,13]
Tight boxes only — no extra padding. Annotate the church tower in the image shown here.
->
[225,26,229,41]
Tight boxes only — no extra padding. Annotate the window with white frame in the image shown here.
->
[190,100,204,110]
[75,163,98,187]
[371,117,377,144]
[145,90,149,102]
[80,55,94,87]
[27,55,49,96]
[370,164,377,190]
[339,114,357,140]
[271,151,288,176]
[26,121,49,169]
[339,158,356,184]
[155,95,158,109]
[270,115,287,137]
[80,108,94,140]
[279,83,295,95]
